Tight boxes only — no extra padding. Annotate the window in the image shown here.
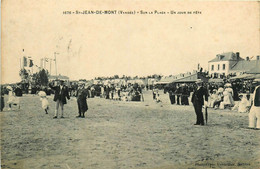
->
[218,64,220,70]
[211,65,214,71]
[223,64,225,70]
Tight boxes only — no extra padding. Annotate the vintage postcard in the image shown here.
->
[1,0,259,169]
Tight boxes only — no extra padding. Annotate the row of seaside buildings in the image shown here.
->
[49,51,260,86]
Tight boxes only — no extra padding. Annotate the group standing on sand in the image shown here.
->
[38,79,88,119]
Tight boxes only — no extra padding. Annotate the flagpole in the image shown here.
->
[55,53,57,77]
[54,52,59,77]
[44,57,46,69]
[22,49,25,69]
[50,59,52,75]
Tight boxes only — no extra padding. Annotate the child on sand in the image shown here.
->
[38,91,49,114]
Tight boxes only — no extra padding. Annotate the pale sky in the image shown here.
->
[2,0,259,84]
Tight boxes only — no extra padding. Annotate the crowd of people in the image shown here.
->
[165,80,258,113]
[0,78,259,129]
[166,83,195,105]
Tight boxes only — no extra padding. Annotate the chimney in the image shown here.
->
[257,56,260,60]
[236,52,240,60]
[246,56,249,61]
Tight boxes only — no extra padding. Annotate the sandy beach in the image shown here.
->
[1,90,259,169]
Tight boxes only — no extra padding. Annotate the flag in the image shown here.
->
[29,59,34,67]
[23,56,27,67]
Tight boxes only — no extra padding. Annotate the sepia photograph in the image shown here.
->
[1,0,260,168]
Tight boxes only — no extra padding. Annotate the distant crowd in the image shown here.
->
[0,79,259,112]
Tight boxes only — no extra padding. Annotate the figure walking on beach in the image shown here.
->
[76,82,88,118]
[49,80,70,119]
[38,90,49,114]
[191,79,208,126]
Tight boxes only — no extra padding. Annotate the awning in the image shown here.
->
[230,74,255,80]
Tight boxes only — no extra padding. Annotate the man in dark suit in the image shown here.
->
[176,84,181,105]
[168,85,176,104]
[191,79,208,125]
[49,80,70,118]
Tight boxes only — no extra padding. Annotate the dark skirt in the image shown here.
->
[77,99,88,113]
[1,96,4,111]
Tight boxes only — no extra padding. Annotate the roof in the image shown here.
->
[156,76,176,84]
[171,73,209,83]
[230,60,259,72]
[208,52,244,63]
[230,73,255,80]
[246,61,260,74]
[230,73,260,80]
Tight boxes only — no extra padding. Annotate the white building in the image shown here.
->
[208,52,244,77]
[208,52,260,77]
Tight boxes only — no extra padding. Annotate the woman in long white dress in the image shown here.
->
[238,94,250,113]
[208,89,218,108]
[248,85,260,129]
[219,90,234,109]
[38,91,49,114]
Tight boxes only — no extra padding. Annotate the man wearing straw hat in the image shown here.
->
[191,79,208,125]
[49,80,70,118]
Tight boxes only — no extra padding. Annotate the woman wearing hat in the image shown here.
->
[208,89,218,108]
[248,85,260,129]
[76,82,88,118]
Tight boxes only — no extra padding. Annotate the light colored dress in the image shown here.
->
[208,93,218,108]
[7,91,20,105]
[238,95,250,113]
[248,86,260,129]
[219,91,234,109]
[41,97,49,110]
[7,91,15,104]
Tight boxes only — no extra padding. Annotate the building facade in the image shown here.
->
[208,52,244,77]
